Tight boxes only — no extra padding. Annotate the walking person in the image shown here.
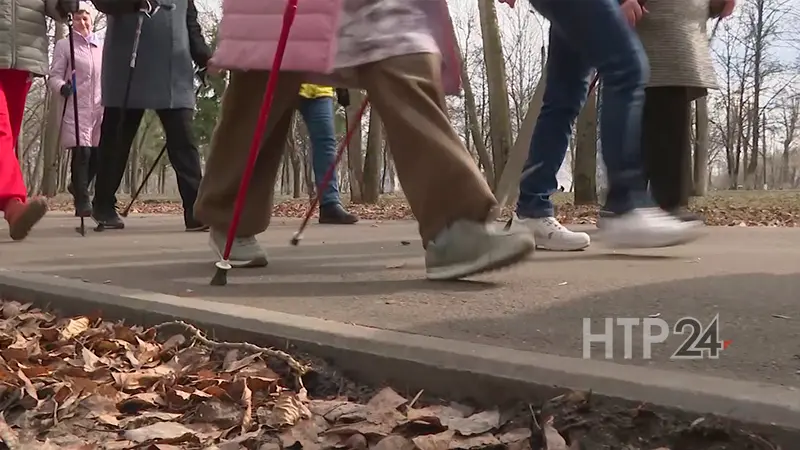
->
[196,0,536,278]
[506,0,703,250]
[298,84,358,225]
[0,0,74,240]
[89,0,211,231]
[48,2,103,218]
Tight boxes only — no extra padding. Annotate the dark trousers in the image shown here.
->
[642,87,692,210]
[69,146,99,200]
[93,107,203,226]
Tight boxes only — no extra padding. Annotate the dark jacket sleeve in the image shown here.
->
[186,0,212,67]
[91,0,141,15]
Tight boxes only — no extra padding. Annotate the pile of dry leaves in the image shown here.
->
[0,301,557,450]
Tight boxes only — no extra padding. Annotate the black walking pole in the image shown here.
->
[66,12,87,236]
[95,0,174,231]
[121,80,203,217]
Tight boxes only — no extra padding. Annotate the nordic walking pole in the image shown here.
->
[66,12,86,236]
[120,142,166,217]
[291,97,369,246]
[210,0,299,286]
[94,0,174,231]
[121,82,203,217]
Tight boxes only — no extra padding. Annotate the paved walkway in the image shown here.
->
[3,213,799,387]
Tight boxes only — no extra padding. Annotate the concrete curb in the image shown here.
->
[1,269,799,444]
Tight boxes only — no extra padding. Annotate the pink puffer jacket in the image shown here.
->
[210,0,462,95]
[48,33,103,149]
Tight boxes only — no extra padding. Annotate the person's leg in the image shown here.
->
[0,69,46,241]
[358,53,534,280]
[87,146,99,185]
[297,96,358,224]
[92,107,145,229]
[513,31,591,251]
[70,146,93,217]
[155,108,206,231]
[529,0,701,248]
[641,87,700,222]
[194,70,300,267]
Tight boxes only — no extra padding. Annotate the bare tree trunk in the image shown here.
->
[477,0,512,186]
[573,87,598,205]
[346,90,365,203]
[693,97,709,196]
[40,24,66,197]
[454,33,494,187]
[362,110,382,204]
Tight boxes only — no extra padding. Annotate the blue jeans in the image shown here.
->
[298,96,340,207]
[517,0,652,218]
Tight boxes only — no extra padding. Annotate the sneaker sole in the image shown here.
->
[536,242,590,251]
[600,225,705,249]
[426,238,535,281]
[208,234,268,268]
[9,201,47,241]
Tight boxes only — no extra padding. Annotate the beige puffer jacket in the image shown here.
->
[636,0,718,97]
[0,0,64,76]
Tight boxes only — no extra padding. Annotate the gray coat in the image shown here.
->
[91,0,210,110]
[0,0,64,76]
[636,0,718,97]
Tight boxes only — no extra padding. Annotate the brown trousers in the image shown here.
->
[194,53,496,245]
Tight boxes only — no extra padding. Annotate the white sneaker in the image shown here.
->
[598,208,703,249]
[209,229,268,268]
[510,214,590,251]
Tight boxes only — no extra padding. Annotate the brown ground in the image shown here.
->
[44,190,800,227]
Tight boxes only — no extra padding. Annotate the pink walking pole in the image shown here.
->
[210,0,299,286]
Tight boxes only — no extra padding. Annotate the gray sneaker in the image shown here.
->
[209,229,268,268]
[425,220,535,280]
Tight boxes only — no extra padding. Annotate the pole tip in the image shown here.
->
[210,260,231,286]
[290,233,302,246]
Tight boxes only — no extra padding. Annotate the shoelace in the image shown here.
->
[540,216,567,232]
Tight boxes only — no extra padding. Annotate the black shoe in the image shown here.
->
[75,198,92,218]
[92,206,125,230]
[319,203,359,225]
[185,221,210,232]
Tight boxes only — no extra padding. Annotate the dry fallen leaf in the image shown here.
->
[270,391,311,427]
[497,427,532,444]
[542,417,569,450]
[405,405,468,427]
[124,421,197,443]
[448,410,501,436]
[450,432,501,450]
[60,317,91,341]
[373,435,416,450]
[366,387,407,411]
[278,416,326,450]
[412,430,454,450]
[240,379,253,432]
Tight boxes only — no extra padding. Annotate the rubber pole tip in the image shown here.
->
[290,232,302,246]
[120,211,129,217]
[210,260,231,286]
